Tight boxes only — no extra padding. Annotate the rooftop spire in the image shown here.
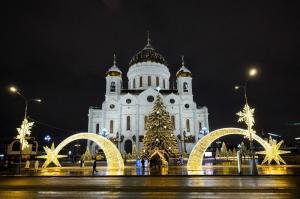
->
[147,30,150,45]
[113,53,117,66]
[181,55,185,66]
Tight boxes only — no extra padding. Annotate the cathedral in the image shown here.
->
[87,36,209,155]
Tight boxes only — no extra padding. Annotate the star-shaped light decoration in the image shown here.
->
[236,103,255,138]
[36,143,67,168]
[256,136,290,165]
[16,118,34,150]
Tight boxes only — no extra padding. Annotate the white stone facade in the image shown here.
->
[88,41,209,155]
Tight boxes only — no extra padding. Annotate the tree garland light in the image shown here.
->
[16,118,34,150]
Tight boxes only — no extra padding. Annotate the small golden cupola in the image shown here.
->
[106,54,122,77]
[176,56,192,77]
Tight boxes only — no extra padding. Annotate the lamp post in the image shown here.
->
[9,86,42,118]
[235,68,258,175]
[183,131,187,154]
[9,86,42,174]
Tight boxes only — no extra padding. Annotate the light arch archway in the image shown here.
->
[187,128,270,170]
[55,133,124,169]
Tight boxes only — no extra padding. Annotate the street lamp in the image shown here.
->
[235,67,259,175]
[9,86,42,118]
[9,85,42,174]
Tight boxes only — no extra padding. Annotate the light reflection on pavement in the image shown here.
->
[8,164,300,176]
[0,176,300,199]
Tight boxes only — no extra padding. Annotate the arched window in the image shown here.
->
[110,82,116,92]
[148,76,151,86]
[163,79,166,88]
[96,123,99,134]
[126,116,131,130]
[133,79,136,88]
[171,115,175,129]
[156,76,159,86]
[110,120,114,133]
[144,116,148,130]
[140,76,143,87]
[186,119,190,132]
[183,82,188,92]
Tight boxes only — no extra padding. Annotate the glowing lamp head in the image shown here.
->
[234,86,240,90]
[249,68,257,77]
[35,99,42,103]
[9,86,17,93]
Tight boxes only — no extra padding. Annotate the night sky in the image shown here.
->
[1,0,299,145]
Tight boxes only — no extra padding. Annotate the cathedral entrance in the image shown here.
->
[124,139,132,154]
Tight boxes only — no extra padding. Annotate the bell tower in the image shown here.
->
[176,56,192,96]
[105,54,122,99]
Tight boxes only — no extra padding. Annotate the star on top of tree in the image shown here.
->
[36,143,67,168]
[256,136,290,165]
[16,118,34,150]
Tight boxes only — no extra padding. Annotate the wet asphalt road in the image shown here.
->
[0,176,300,198]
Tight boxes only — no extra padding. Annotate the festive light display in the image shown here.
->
[236,104,255,138]
[148,147,168,167]
[256,136,290,165]
[36,133,124,169]
[187,128,271,170]
[82,147,93,161]
[141,95,180,159]
[36,143,67,168]
[16,118,34,150]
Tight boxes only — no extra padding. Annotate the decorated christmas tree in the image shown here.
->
[82,147,93,161]
[127,144,138,160]
[232,148,237,157]
[142,95,180,158]
[240,142,249,158]
[132,144,137,159]
[220,142,228,157]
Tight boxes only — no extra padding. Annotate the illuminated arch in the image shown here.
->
[187,128,270,170]
[55,133,124,169]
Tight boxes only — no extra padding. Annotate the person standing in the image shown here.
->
[93,159,98,174]
[141,158,145,168]
[180,154,184,166]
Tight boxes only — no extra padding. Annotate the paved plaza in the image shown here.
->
[0,176,300,198]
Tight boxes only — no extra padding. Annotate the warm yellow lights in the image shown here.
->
[256,136,290,165]
[36,132,124,169]
[16,118,34,150]
[249,68,257,77]
[237,104,255,139]
[9,86,18,93]
[36,143,67,168]
[187,128,271,170]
